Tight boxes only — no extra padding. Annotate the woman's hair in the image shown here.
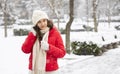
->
[33,19,53,41]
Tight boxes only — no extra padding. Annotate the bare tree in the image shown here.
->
[92,0,98,32]
[65,0,74,54]
[107,0,111,27]
[46,0,63,30]
[106,0,118,27]
[0,0,17,37]
[0,0,8,37]
[86,0,89,28]
[96,0,119,28]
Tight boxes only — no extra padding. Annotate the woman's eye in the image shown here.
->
[43,19,46,22]
[38,21,41,23]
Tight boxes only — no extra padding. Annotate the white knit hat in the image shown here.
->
[32,10,49,25]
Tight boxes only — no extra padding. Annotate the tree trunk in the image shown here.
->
[93,0,98,32]
[86,0,89,30]
[108,1,111,27]
[4,1,7,37]
[57,18,60,30]
[65,0,74,54]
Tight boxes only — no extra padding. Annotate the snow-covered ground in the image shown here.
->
[0,22,120,74]
[60,48,120,74]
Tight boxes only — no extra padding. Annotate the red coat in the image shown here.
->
[21,27,66,71]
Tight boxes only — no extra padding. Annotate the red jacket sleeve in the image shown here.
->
[21,32,36,54]
[47,31,66,58]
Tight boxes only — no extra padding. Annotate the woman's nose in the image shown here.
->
[41,22,44,25]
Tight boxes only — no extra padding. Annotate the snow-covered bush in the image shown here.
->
[71,41,103,56]
[13,19,32,36]
[59,28,66,34]
[13,29,29,36]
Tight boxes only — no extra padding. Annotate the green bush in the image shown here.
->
[59,28,66,34]
[13,29,29,36]
[71,41,103,56]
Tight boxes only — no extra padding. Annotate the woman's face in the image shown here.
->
[37,19,48,30]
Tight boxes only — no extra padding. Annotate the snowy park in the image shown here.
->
[0,0,120,74]
[0,21,120,74]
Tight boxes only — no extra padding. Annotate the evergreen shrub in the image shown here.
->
[71,41,103,56]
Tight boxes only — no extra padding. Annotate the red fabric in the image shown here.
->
[21,27,66,71]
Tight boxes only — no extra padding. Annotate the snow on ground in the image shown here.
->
[0,35,93,74]
[0,22,120,74]
[0,36,28,74]
[60,48,120,74]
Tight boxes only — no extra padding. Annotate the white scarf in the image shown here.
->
[32,29,49,74]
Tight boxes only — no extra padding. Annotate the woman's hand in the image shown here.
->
[41,41,49,51]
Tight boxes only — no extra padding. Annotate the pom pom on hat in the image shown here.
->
[32,10,49,25]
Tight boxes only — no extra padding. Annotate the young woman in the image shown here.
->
[21,10,66,74]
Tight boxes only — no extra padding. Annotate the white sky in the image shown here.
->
[0,22,120,74]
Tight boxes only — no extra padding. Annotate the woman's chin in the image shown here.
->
[41,27,47,30]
